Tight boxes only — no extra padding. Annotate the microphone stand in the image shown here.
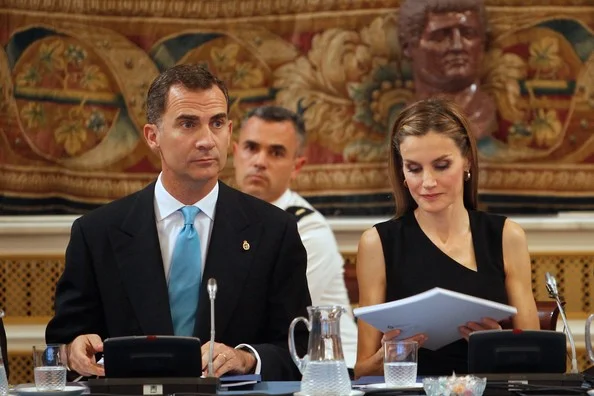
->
[207,278,217,377]
[87,282,222,395]
[545,272,578,373]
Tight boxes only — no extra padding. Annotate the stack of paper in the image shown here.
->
[220,374,261,388]
[353,287,517,350]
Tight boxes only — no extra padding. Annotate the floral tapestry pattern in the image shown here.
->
[1,0,594,214]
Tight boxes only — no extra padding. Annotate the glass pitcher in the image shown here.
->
[586,314,594,363]
[288,306,351,396]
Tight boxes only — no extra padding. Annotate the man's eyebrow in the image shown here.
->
[269,144,287,152]
[211,113,227,120]
[243,139,260,147]
[175,114,200,122]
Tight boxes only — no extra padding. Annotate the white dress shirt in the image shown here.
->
[154,174,217,281]
[272,189,358,368]
[153,174,261,374]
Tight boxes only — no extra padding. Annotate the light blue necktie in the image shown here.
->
[168,206,201,336]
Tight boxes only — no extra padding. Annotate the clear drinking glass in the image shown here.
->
[32,344,67,391]
[383,340,418,387]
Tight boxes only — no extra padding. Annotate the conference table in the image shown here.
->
[217,379,592,396]
[85,383,592,396]
[11,374,593,396]
[91,377,591,396]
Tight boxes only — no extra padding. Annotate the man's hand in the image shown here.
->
[66,334,105,377]
[459,317,502,341]
[201,342,256,377]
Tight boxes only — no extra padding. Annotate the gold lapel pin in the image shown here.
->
[242,240,250,251]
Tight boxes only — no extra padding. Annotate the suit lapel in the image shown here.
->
[196,183,262,341]
[109,182,174,335]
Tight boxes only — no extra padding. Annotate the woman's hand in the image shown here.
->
[382,329,428,346]
[459,317,502,341]
[358,329,429,374]
[362,330,403,374]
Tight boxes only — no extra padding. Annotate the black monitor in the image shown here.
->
[468,329,566,374]
[103,336,203,378]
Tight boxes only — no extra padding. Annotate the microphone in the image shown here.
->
[207,278,217,377]
[545,272,558,297]
[545,272,578,373]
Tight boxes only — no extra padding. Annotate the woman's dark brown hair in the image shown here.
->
[388,98,478,218]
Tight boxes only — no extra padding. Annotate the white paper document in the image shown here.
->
[353,287,517,351]
[219,374,261,388]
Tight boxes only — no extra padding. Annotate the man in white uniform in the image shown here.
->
[233,106,357,369]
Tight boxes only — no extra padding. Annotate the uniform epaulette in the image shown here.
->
[285,206,315,222]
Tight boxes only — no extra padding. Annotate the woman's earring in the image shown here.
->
[403,180,408,188]
[464,170,471,181]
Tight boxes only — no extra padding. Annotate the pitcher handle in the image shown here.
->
[288,316,310,374]
[586,314,594,363]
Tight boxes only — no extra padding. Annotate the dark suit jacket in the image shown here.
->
[46,181,311,381]
[0,318,7,379]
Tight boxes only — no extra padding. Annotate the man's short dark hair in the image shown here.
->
[243,106,307,151]
[146,64,230,125]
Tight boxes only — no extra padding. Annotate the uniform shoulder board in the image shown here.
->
[285,206,315,222]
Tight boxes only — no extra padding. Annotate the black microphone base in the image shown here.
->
[481,373,584,395]
[88,376,220,395]
[481,372,583,385]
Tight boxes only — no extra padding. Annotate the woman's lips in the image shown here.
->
[421,193,442,200]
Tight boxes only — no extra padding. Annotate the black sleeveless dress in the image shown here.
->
[374,210,509,376]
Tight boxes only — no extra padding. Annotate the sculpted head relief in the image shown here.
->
[398,0,496,141]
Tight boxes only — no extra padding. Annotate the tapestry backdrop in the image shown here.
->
[1,0,593,214]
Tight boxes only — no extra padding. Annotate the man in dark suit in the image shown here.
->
[45,64,311,381]
[1,317,8,379]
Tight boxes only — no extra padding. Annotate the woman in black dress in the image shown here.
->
[354,99,539,377]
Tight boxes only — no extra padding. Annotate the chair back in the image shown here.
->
[500,301,560,331]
